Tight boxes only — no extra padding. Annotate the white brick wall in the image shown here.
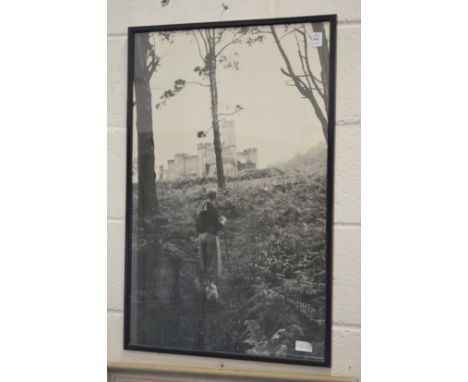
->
[107,0,361,379]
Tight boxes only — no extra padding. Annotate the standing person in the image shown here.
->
[196,187,227,302]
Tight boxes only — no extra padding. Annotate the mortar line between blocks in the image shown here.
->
[334,222,360,228]
[336,120,361,127]
[109,19,361,29]
[338,20,361,27]
[108,19,361,38]
[108,309,124,316]
[333,323,361,332]
[107,33,127,38]
[108,217,125,224]
[108,125,125,131]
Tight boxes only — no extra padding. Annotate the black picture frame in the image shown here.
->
[124,14,337,367]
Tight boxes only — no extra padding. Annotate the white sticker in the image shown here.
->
[311,32,323,47]
[295,340,313,353]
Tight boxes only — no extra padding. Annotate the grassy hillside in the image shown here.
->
[136,149,328,361]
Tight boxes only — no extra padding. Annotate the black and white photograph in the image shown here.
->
[125,15,336,366]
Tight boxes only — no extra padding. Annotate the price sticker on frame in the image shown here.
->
[311,32,323,47]
[295,340,313,353]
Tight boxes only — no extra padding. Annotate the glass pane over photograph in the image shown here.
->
[127,18,334,365]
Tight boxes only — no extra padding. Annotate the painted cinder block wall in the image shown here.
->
[107,0,361,379]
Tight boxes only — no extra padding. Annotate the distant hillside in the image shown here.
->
[269,144,327,176]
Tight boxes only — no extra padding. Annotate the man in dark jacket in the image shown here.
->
[196,187,226,302]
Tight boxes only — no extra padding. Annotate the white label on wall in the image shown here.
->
[311,32,323,47]
[295,340,313,353]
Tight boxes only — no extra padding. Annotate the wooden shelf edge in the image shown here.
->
[107,361,357,382]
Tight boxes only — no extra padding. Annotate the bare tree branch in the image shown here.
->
[272,24,328,142]
[187,81,210,87]
[302,26,325,100]
[218,106,243,117]
[218,112,238,117]
[279,28,302,40]
[294,31,313,91]
[215,32,242,57]
[198,29,209,55]
[215,29,225,44]
[272,26,309,95]
[147,54,160,79]
[205,28,213,46]
[191,31,206,61]
[146,34,160,79]
[249,26,272,36]
[279,68,309,94]
[311,22,330,114]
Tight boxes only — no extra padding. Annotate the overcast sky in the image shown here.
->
[135,22,330,170]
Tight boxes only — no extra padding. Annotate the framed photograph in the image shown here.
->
[124,15,336,367]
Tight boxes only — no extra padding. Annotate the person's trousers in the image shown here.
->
[198,232,222,284]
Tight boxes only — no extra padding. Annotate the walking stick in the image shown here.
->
[223,228,232,272]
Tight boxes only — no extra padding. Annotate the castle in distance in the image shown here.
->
[160,120,258,181]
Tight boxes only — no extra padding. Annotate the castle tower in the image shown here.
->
[221,120,236,148]
[174,153,187,178]
[197,142,211,177]
[220,120,238,176]
[247,148,258,165]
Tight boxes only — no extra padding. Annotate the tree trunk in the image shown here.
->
[133,33,160,344]
[134,33,158,221]
[312,22,330,115]
[207,34,225,189]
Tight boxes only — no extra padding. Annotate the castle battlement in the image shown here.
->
[239,148,257,154]
[162,121,258,181]
[196,142,212,150]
